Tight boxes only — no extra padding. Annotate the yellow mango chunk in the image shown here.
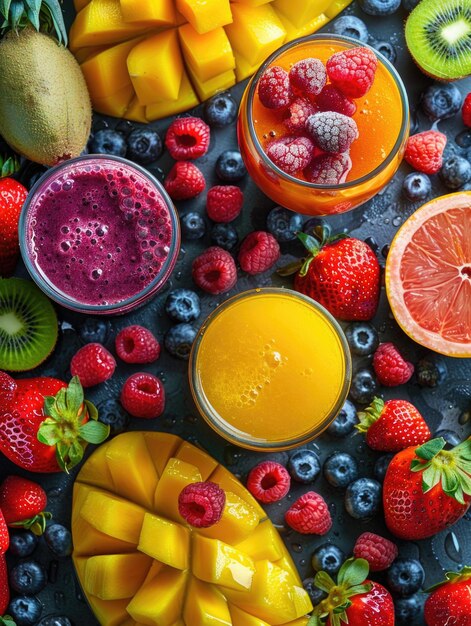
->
[231,0,272,4]
[209,465,266,518]
[284,619,309,626]
[125,97,148,123]
[178,23,235,82]
[128,29,183,105]
[146,70,199,121]
[276,12,329,43]
[76,441,113,491]
[225,4,286,66]
[119,0,175,25]
[176,0,233,34]
[187,64,236,101]
[105,432,158,509]
[74,0,90,11]
[127,567,188,626]
[175,440,218,480]
[87,595,130,626]
[229,605,270,626]
[154,457,202,522]
[73,516,137,556]
[273,0,331,27]
[324,0,354,18]
[274,555,301,586]
[183,577,232,626]
[233,50,261,82]
[144,432,181,476]
[84,552,152,599]
[234,520,284,562]
[92,86,135,118]
[138,513,190,570]
[119,620,140,626]
[197,491,260,544]
[193,535,255,591]
[72,482,93,524]
[74,45,106,64]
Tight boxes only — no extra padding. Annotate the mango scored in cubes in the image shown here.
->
[192,534,255,591]
[119,0,175,25]
[145,70,199,121]
[138,512,190,570]
[272,0,331,28]
[84,553,152,600]
[178,23,235,82]
[176,0,233,34]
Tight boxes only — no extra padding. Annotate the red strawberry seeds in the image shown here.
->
[238,231,280,275]
[373,343,414,387]
[178,481,225,528]
[353,532,398,571]
[192,246,237,294]
[404,130,447,174]
[70,343,116,387]
[165,116,210,160]
[120,372,165,419]
[206,185,243,223]
[246,461,291,503]
[285,491,332,534]
[326,47,378,98]
[115,325,161,364]
[164,161,206,200]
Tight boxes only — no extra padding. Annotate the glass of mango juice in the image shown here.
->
[237,34,409,216]
[189,288,352,451]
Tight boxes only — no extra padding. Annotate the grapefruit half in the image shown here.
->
[386,191,471,357]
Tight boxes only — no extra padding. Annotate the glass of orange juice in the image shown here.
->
[237,34,409,216]
[189,288,352,451]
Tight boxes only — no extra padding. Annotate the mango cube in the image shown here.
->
[119,0,175,25]
[229,605,271,626]
[126,567,188,625]
[138,513,190,570]
[209,465,266,518]
[178,23,235,82]
[186,64,236,101]
[233,50,261,82]
[175,440,219,480]
[197,490,260,544]
[125,97,148,123]
[324,0,354,17]
[76,440,113,491]
[176,0,233,34]
[73,516,137,556]
[87,595,130,626]
[231,0,272,4]
[74,0,90,11]
[273,0,331,27]
[154,457,202,521]
[234,520,284,562]
[146,71,199,121]
[275,12,329,43]
[193,535,255,591]
[91,86,135,118]
[84,552,152,599]
[144,432,181,476]
[183,577,232,626]
[284,619,310,626]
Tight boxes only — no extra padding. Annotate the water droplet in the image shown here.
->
[291,543,303,553]
[444,531,463,564]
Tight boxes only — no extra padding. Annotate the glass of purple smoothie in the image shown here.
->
[19,155,180,315]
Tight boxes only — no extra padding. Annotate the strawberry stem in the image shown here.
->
[0,616,17,626]
[355,396,384,434]
[8,511,52,536]
[426,566,471,592]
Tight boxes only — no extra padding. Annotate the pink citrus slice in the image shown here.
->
[386,191,471,357]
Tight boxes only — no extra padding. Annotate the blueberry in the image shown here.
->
[434,429,461,447]
[387,559,425,597]
[349,368,378,404]
[165,323,197,360]
[402,0,420,10]
[288,449,321,483]
[440,155,471,189]
[180,212,207,240]
[345,477,382,519]
[203,92,238,128]
[311,544,345,576]
[165,289,201,323]
[8,531,39,558]
[215,150,247,182]
[345,322,379,356]
[326,400,357,437]
[302,217,324,234]
[37,618,73,626]
[421,83,462,121]
[358,0,401,15]
[331,15,369,42]
[402,172,432,202]
[44,524,72,557]
[323,452,359,488]
[455,129,471,148]
[372,40,397,64]
[210,223,239,251]
[373,453,394,482]
[416,353,447,387]
[89,129,127,157]
[266,207,303,242]
[10,560,47,594]
[97,398,129,435]
[394,593,426,625]
[78,318,110,345]
[302,577,327,606]
[8,596,42,626]
[126,128,162,164]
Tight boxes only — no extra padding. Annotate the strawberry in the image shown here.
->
[424,566,471,626]
[0,510,8,554]
[0,373,108,473]
[383,437,471,540]
[0,476,51,535]
[0,178,28,277]
[308,557,394,626]
[287,226,380,321]
[356,397,431,452]
[0,553,9,615]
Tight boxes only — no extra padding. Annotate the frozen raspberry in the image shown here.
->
[266,135,314,175]
[258,66,292,110]
[238,231,280,275]
[327,47,377,98]
[305,153,352,185]
[115,325,160,364]
[373,342,414,387]
[306,111,358,153]
[192,246,237,294]
[316,84,357,117]
[284,97,318,132]
[289,57,327,98]
[285,491,332,535]
[404,130,447,174]
[353,532,398,571]
[178,481,225,528]
[70,343,116,387]
[462,93,471,127]
[206,186,243,223]
[164,161,206,201]
[246,461,291,503]
[165,116,210,160]
[120,372,165,419]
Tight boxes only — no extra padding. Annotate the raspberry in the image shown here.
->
[285,491,332,535]
[326,47,377,98]
[238,231,280,275]
[462,93,471,127]
[284,97,317,132]
[178,481,225,528]
[266,135,314,175]
[289,57,327,98]
[258,66,292,109]
[246,461,291,503]
[206,185,243,223]
[115,325,160,364]
[120,372,165,419]
[316,84,356,117]
[353,532,398,571]
[305,153,352,185]
[404,130,447,174]
[70,343,116,387]
[192,246,237,294]
[164,161,206,201]
[373,342,414,387]
[165,116,210,160]
[306,111,358,154]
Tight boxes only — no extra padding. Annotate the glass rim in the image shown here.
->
[19,154,181,314]
[246,33,410,191]
[189,287,352,451]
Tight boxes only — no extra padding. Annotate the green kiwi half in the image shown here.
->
[0,278,58,372]
[405,0,471,80]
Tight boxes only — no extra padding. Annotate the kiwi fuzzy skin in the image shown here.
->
[0,28,92,166]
